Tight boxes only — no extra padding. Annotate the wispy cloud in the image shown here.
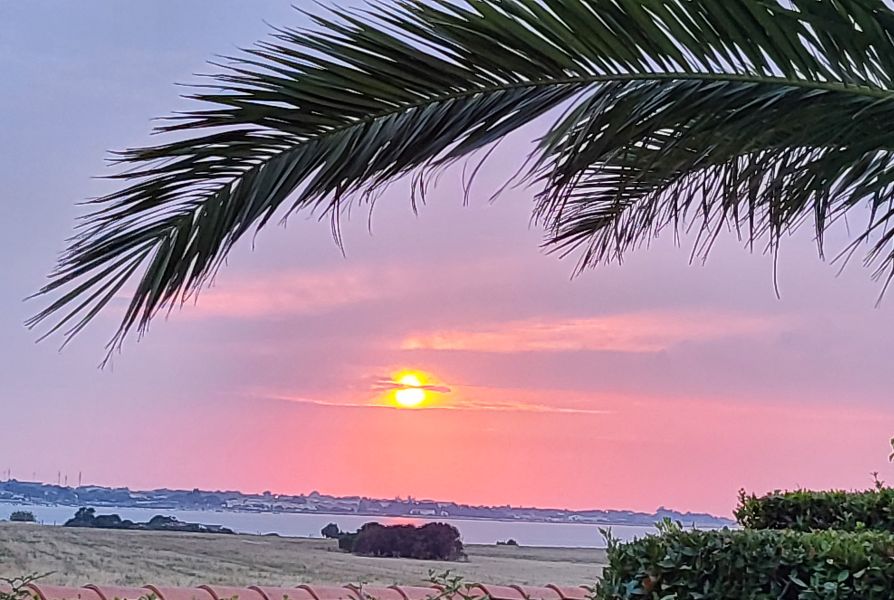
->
[260,393,379,410]
[371,376,452,394]
[256,389,611,415]
[444,396,612,415]
[401,310,789,354]
[178,268,393,319]
[174,256,522,320]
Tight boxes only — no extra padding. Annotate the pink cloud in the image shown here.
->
[177,268,393,319]
[401,310,790,353]
[173,256,525,320]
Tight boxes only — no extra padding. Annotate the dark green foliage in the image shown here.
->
[595,525,894,599]
[337,522,464,560]
[337,531,358,552]
[63,507,234,534]
[30,0,894,354]
[65,507,96,526]
[736,488,894,532]
[8,511,35,523]
[321,522,341,539]
[496,539,519,546]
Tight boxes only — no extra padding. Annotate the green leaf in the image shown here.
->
[30,0,894,355]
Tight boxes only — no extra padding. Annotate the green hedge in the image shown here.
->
[736,488,894,531]
[594,525,894,599]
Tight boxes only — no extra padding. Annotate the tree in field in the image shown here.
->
[31,0,894,353]
[64,507,96,527]
[346,521,464,560]
[321,522,341,538]
[9,511,36,523]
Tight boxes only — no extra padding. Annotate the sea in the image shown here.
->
[0,502,677,548]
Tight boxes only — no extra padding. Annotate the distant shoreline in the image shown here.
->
[0,500,730,529]
[0,479,733,532]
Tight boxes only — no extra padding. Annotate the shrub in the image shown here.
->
[496,539,519,546]
[736,488,894,531]
[62,507,232,534]
[595,524,894,600]
[8,511,35,523]
[340,522,464,560]
[65,507,96,527]
[337,531,358,552]
[321,522,341,539]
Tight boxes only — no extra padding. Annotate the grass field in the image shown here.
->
[0,523,605,587]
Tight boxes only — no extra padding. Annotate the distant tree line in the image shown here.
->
[322,522,464,560]
[64,507,234,534]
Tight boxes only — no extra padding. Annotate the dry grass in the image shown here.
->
[0,523,604,587]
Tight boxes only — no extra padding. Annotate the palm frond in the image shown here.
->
[31,0,894,354]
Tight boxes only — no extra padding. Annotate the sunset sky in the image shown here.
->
[2,1,893,517]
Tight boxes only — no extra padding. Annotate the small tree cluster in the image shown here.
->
[496,539,519,546]
[320,522,341,539]
[63,507,233,534]
[337,522,464,560]
[8,511,35,523]
[65,507,132,528]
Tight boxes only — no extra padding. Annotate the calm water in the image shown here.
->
[1,503,661,548]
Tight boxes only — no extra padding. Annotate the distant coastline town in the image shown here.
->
[0,479,732,527]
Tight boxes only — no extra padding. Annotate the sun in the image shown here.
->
[394,372,426,408]
[385,370,449,409]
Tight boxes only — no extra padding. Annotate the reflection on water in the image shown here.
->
[1,503,669,548]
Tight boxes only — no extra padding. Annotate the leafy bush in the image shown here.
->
[63,507,233,534]
[338,522,464,560]
[337,531,358,552]
[8,511,35,523]
[496,538,519,546]
[321,522,341,539]
[736,488,894,531]
[595,524,894,599]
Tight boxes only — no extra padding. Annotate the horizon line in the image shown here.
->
[0,477,734,520]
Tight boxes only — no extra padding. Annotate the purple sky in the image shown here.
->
[1,1,893,516]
